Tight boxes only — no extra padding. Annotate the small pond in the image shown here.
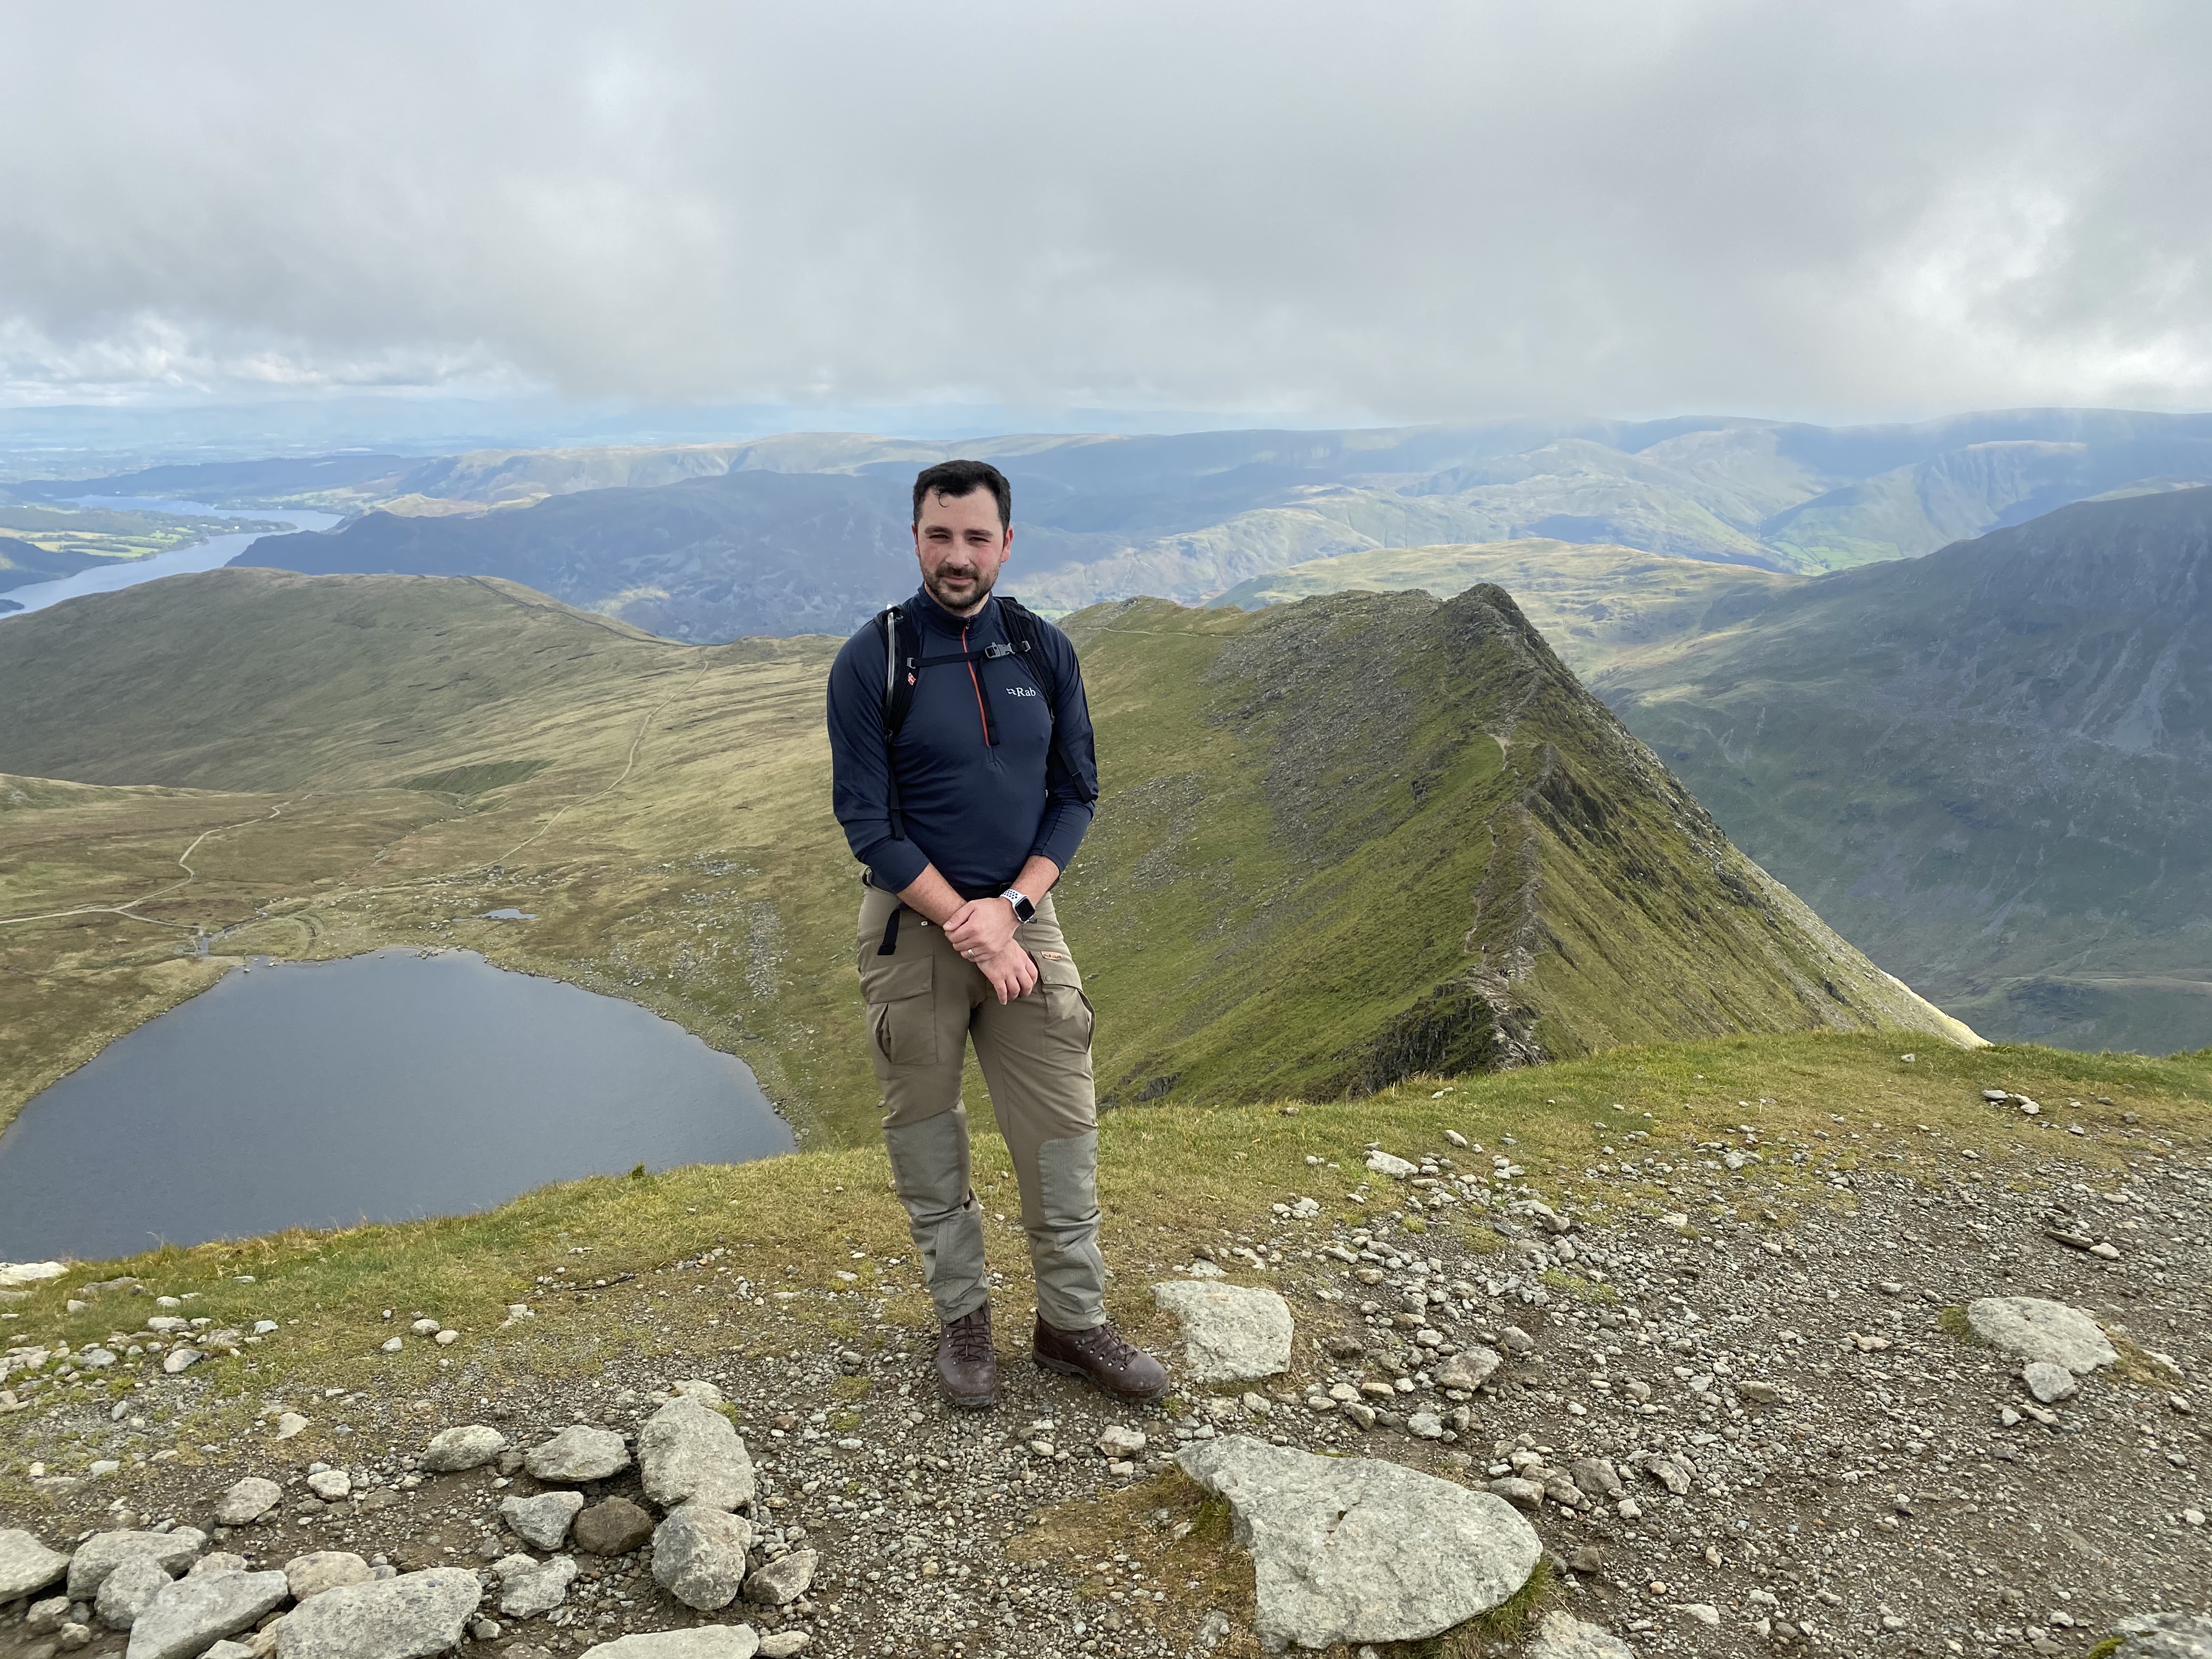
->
[0,950,794,1261]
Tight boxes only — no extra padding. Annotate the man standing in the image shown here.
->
[826,459,1169,1410]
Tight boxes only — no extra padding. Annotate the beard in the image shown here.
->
[923,560,998,613]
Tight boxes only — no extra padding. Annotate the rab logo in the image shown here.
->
[1003,685,1039,697]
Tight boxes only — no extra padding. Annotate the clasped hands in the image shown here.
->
[945,896,1039,1004]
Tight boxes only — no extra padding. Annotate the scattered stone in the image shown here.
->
[419,1424,508,1474]
[742,1549,817,1606]
[1431,1347,1501,1392]
[189,1554,249,1578]
[94,1553,172,1630]
[651,1505,754,1612]
[501,1490,586,1550]
[162,1348,205,1375]
[273,1566,484,1659]
[638,1397,755,1511]
[1675,1602,1722,1626]
[573,1498,657,1558]
[579,1630,763,1659]
[1966,1297,2119,1374]
[213,1477,284,1527]
[28,1596,71,1633]
[1527,1610,1639,1658]
[525,1425,631,1483]
[273,1414,309,1442]
[758,1635,808,1659]
[1150,1281,1295,1381]
[284,1552,374,1601]
[1365,1151,1418,1180]
[0,1528,71,1600]
[127,1570,289,1659]
[1177,1435,1540,1649]
[305,1469,352,1502]
[2024,1361,2080,1404]
[498,1555,578,1619]
[1407,1410,1444,1439]
[1098,1425,1149,1458]
[68,1529,205,1599]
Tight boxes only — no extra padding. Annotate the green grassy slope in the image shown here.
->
[1593,487,2212,1056]
[1208,539,1800,677]
[1,571,1973,1148]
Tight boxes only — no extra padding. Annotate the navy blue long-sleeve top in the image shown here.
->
[827,588,1098,896]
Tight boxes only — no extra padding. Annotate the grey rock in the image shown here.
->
[498,1555,578,1619]
[1487,1477,1545,1510]
[29,1595,72,1633]
[202,1645,255,1659]
[1365,1151,1417,1180]
[758,1636,809,1659]
[125,1570,288,1659]
[1965,1296,2119,1374]
[1527,1610,1639,1658]
[70,1530,205,1599]
[2024,1361,2080,1403]
[742,1549,817,1606]
[304,1470,351,1502]
[162,1348,205,1375]
[212,1479,284,1527]
[1497,1325,1536,1355]
[1150,1282,1295,1382]
[419,1425,508,1474]
[96,1555,173,1630]
[189,1554,249,1578]
[524,1425,630,1483]
[1431,1347,1501,1391]
[274,1567,483,1659]
[1177,1434,1540,1649]
[638,1397,756,1511]
[1406,1411,1444,1440]
[651,1505,754,1612]
[2111,1611,2212,1658]
[1569,1458,1624,1500]
[500,1490,585,1550]
[283,1551,373,1601]
[0,1528,72,1600]
[579,1630,762,1659]
[573,1498,656,1556]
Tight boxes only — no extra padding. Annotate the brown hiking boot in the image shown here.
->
[1032,1315,1170,1403]
[936,1304,998,1409]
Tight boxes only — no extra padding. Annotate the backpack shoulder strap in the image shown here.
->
[993,595,1060,716]
[873,605,920,840]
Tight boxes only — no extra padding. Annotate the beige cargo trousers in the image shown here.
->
[856,883,1106,1331]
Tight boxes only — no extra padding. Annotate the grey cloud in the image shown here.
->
[4,0,2210,420]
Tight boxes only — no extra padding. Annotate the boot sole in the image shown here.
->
[1034,1352,1170,1403]
[938,1378,999,1410]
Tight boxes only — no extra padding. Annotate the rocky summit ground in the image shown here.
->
[2,1044,2209,1658]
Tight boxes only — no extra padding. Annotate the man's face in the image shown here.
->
[913,487,1012,616]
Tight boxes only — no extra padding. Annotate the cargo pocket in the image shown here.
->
[1032,950,1095,1049]
[859,951,936,1067]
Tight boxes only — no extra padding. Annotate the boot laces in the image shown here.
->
[947,1309,993,1362]
[1075,1321,1137,1364]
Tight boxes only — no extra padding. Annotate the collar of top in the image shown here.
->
[908,586,999,635]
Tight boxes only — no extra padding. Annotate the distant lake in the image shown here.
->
[0,950,793,1261]
[0,496,340,617]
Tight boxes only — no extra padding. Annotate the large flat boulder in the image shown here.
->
[1150,1282,1294,1381]
[71,1529,206,1599]
[0,1528,71,1600]
[125,1569,289,1659]
[525,1425,631,1483]
[275,1566,483,1659]
[637,1397,755,1511]
[581,1630,762,1659]
[1966,1297,2119,1374]
[1177,1435,1540,1650]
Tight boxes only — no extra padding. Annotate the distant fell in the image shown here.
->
[1594,486,2212,1055]
[1,568,1972,1142]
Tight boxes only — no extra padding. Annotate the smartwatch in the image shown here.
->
[1000,887,1036,923]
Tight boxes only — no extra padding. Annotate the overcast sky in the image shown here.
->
[5,1,2210,430]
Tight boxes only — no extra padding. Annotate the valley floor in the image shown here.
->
[2,1037,2208,1659]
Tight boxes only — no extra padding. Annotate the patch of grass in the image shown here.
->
[2108,1331,2184,1389]
[398,759,552,797]
[1937,1306,1979,1346]
[1539,1268,1618,1303]
[1384,1558,1557,1657]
